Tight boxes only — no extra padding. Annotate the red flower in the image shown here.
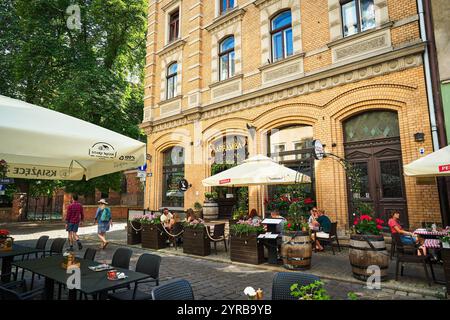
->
[0,229,10,236]
[376,225,383,230]
[287,223,292,228]
[304,198,313,204]
[353,219,359,226]
[360,215,372,221]
[376,218,384,225]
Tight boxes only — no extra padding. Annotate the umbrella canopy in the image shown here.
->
[202,155,311,187]
[404,145,450,177]
[0,95,146,180]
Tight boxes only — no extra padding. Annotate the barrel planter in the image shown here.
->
[141,224,167,250]
[230,232,264,265]
[441,248,450,295]
[127,220,142,245]
[349,234,389,282]
[183,227,210,256]
[281,231,312,270]
[203,201,219,220]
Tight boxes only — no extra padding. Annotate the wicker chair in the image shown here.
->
[109,253,161,300]
[271,272,321,300]
[166,223,184,250]
[208,223,227,254]
[151,279,194,300]
[315,222,341,255]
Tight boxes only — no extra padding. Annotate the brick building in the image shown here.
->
[141,0,442,232]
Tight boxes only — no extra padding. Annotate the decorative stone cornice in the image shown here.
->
[162,0,181,12]
[258,52,305,72]
[205,8,246,33]
[327,22,394,48]
[144,42,425,134]
[209,74,244,89]
[254,0,283,8]
[156,38,186,57]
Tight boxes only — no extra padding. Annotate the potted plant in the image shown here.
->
[281,203,313,270]
[441,234,450,249]
[349,203,389,282]
[230,219,265,264]
[139,213,167,250]
[290,280,331,300]
[230,208,247,227]
[203,191,219,220]
[0,229,13,251]
[440,232,450,296]
[182,218,210,256]
[193,202,203,219]
[127,215,143,245]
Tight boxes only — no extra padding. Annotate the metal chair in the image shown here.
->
[208,223,227,254]
[151,279,194,300]
[166,222,184,250]
[392,233,433,286]
[271,272,321,300]
[315,222,341,255]
[0,280,44,300]
[111,248,133,269]
[108,253,161,300]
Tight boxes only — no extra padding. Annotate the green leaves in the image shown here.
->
[290,280,331,300]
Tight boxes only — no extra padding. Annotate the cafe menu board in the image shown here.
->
[211,135,248,165]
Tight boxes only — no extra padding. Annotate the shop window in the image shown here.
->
[162,146,185,208]
[168,9,180,43]
[271,10,293,62]
[219,36,235,81]
[166,62,178,100]
[344,110,399,142]
[341,0,376,37]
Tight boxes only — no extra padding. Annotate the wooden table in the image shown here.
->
[13,255,151,300]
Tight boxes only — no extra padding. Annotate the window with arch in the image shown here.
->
[271,10,293,62]
[220,0,235,15]
[343,110,400,142]
[162,146,185,208]
[219,36,235,81]
[341,0,376,37]
[166,62,178,100]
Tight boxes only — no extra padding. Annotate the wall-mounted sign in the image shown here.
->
[178,178,189,192]
[312,139,325,160]
[211,135,248,165]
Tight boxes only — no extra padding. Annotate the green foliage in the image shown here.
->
[265,184,314,215]
[232,208,248,220]
[236,187,249,213]
[0,0,147,193]
[64,173,122,197]
[204,192,218,201]
[230,221,264,236]
[290,281,331,300]
[193,202,202,210]
[211,163,235,175]
[347,292,359,300]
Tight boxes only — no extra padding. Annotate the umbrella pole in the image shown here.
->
[261,185,265,219]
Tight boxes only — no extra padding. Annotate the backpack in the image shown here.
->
[100,207,111,222]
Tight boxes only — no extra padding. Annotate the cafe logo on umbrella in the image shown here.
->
[89,142,117,159]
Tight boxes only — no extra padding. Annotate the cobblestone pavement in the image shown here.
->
[6,221,447,300]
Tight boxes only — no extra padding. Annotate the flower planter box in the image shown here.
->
[183,227,210,256]
[141,224,167,250]
[349,234,389,282]
[441,248,450,295]
[230,233,264,265]
[127,221,142,245]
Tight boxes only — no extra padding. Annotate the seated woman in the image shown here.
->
[308,207,319,230]
[248,209,262,223]
[168,212,182,231]
[388,211,427,256]
[185,208,196,223]
[311,210,331,252]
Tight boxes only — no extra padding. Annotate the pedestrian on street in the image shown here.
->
[65,194,84,251]
[95,199,112,249]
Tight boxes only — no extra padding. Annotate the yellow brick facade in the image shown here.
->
[142,0,442,232]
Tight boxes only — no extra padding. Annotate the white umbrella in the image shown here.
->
[0,95,146,180]
[404,145,450,177]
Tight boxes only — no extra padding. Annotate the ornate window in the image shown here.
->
[166,62,178,99]
[344,110,400,142]
[341,0,376,37]
[219,36,235,81]
[162,146,185,208]
[271,10,293,62]
[168,9,180,43]
[220,0,235,15]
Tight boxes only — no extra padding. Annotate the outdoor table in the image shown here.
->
[13,255,151,300]
[413,229,449,239]
[0,244,45,283]
[423,239,441,249]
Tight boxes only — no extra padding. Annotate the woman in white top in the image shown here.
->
[308,207,318,229]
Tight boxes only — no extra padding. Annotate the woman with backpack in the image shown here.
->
[94,199,112,249]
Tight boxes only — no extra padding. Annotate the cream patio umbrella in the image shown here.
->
[404,145,450,177]
[0,95,146,180]
[202,155,311,217]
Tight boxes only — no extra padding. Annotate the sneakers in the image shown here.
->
[77,241,83,250]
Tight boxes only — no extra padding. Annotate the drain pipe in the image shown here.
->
[417,0,439,151]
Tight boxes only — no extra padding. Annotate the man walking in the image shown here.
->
[66,194,84,251]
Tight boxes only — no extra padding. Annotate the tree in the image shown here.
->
[0,0,147,199]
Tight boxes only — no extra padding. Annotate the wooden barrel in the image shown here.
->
[349,234,389,282]
[281,232,312,270]
[203,202,219,220]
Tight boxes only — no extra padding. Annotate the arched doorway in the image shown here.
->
[343,110,408,227]
[162,146,185,209]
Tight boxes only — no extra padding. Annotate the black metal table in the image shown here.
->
[13,255,151,300]
[0,244,44,283]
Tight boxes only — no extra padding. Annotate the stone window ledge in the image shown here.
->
[157,95,183,107]
[157,39,186,57]
[258,52,305,72]
[205,8,246,32]
[209,74,244,89]
[326,22,394,49]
